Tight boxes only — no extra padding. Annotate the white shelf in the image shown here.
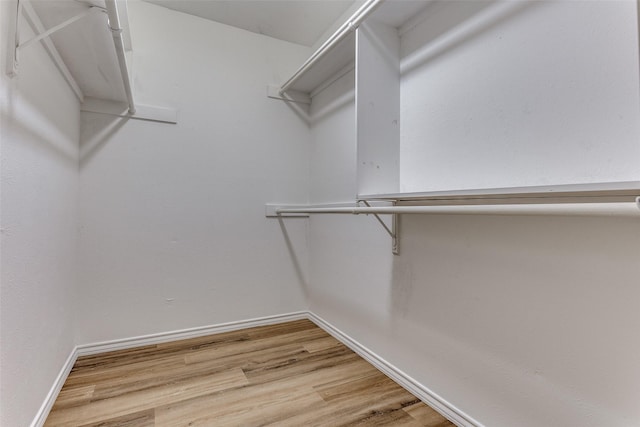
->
[25,0,130,104]
[277,1,640,205]
[358,181,640,203]
[285,32,356,95]
[279,0,430,96]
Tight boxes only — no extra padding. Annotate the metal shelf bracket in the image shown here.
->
[9,0,103,76]
[7,0,85,101]
[268,194,640,258]
[359,200,399,255]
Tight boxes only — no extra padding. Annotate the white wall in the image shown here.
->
[307,3,640,426]
[310,70,356,203]
[76,2,312,343]
[4,1,638,426]
[310,213,640,427]
[0,3,80,426]
[400,0,640,192]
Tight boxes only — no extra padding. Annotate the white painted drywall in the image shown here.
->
[0,3,80,426]
[309,213,640,427]
[400,0,640,192]
[310,70,357,203]
[356,21,400,196]
[76,2,312,344]
[307,2,640,425]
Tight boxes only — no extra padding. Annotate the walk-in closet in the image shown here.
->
[2,0,639,426]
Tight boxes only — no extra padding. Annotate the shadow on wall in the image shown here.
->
[1,95,78,167]
[389,247,414,319]
[387,213,640,424]
[311,87,355,126]
[275,84,356,128]
[309,280,483,411]
[311,286,398,346]
[79,113,128,169]
[305,212,640,423]
[400,0,540,77]
[279,94,312,127]
[388,213,640,351]
[277,216,309,300]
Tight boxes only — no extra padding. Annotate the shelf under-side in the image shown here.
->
[357,181,640,204]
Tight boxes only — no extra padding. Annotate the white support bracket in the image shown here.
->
[360,200,399,255]
[81,97,178,124]
[267,196,640,257]
[8,0,85,101]
[266,202,399,255]
[267,85,311,105]
[17,6,104,52]
[265,204,310,217]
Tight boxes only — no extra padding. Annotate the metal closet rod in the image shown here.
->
[279,0,384,94]
[276,197,640,216]
[104,0,135,114]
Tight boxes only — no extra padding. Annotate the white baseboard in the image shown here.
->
[76,311,308,356]
[307,311,483,427]
[32,310,477,427]
[30,311,306,426]
[30,347,78,427]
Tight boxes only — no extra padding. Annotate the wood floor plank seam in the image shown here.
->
[45,320,455,427]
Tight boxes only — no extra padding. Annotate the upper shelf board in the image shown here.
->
[284,31,356,95]
[280,0,431,96]
[358,181,640,203]
[29,0,130,103]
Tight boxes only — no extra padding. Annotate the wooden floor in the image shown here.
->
[45,320,454,426]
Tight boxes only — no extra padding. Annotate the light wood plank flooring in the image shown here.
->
[45,319,454,426]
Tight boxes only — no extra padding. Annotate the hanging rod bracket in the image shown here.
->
[265,204,309,217]
[268,196,640,257]
[267,85,311,105]
[391,202,399,255]
[359,200,399,255]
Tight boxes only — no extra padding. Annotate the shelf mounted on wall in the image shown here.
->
[7,0,178,124]
[266,0,640,254]
[266,0,384,103]
[267,182,640,255]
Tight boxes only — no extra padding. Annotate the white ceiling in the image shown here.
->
[144,0,355,47]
